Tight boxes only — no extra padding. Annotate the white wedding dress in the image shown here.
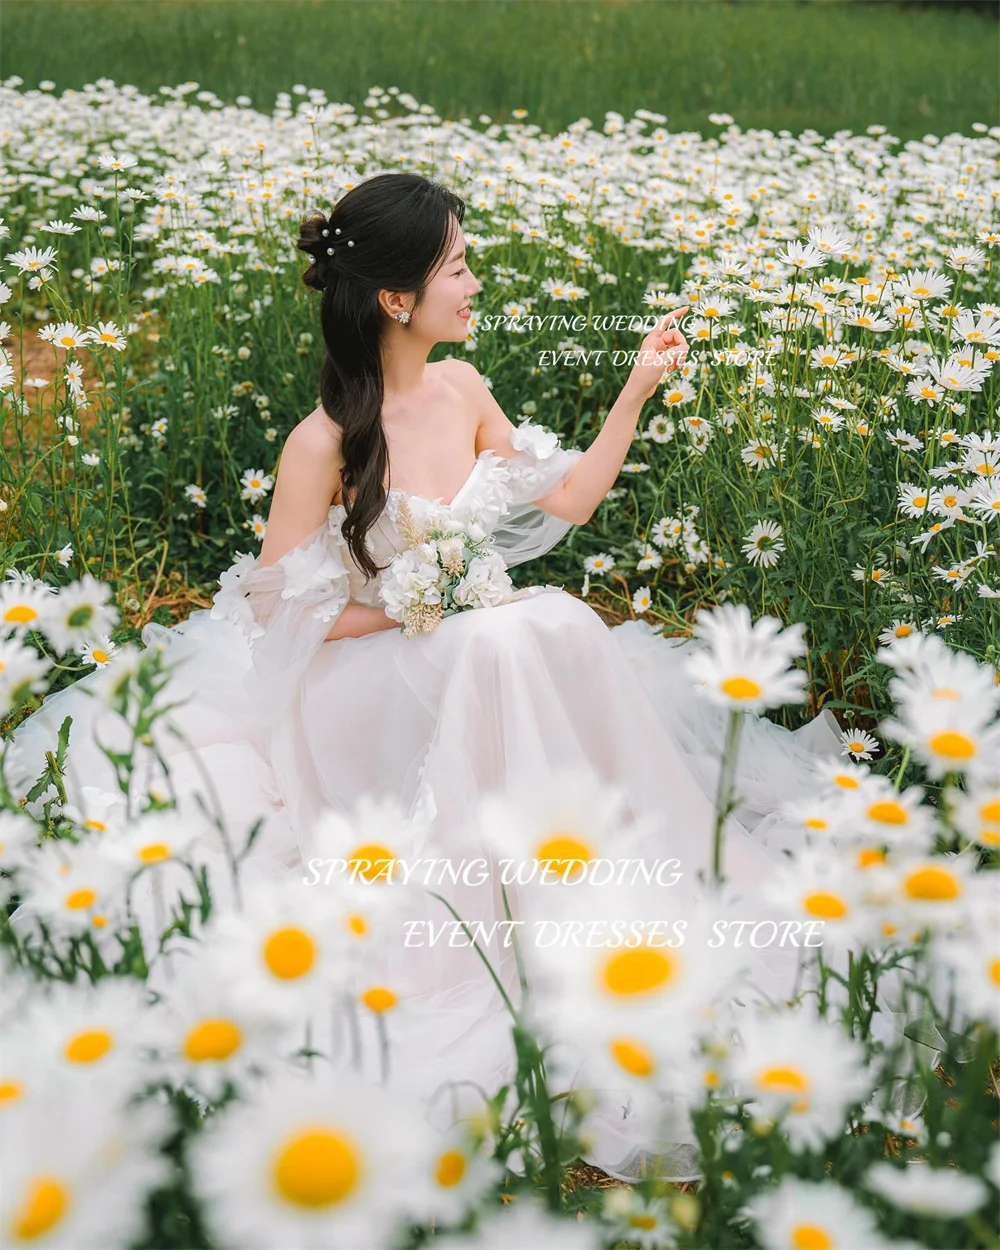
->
[5,422,845,1182]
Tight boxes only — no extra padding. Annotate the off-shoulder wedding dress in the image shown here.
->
[6,421,845,1182]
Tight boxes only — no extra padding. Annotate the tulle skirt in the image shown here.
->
[5,586,847,1181]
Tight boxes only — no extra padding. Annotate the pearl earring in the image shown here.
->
[394,311,411,325]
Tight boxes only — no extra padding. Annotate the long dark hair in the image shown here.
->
[296,173,466,579]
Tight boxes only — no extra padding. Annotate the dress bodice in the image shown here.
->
[206,419,586,727]
[330,448,519,609]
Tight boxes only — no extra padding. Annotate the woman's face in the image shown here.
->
[411,220,481,343]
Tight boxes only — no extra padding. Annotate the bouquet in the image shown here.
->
[378,496,516,637]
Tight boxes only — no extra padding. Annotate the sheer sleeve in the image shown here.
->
[208,506,351,726]
[489,421,585,567]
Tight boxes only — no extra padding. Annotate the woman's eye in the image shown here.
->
[455,265,467,275]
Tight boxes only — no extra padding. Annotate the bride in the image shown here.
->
[6,172,845,1182]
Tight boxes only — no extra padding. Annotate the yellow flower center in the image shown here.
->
[609,1037,657,1077]
[347,842,397,883]
[989,958,1000,988]
[272,1130,361,1208]
[803,891,847,920]
[434,1150,466,1188]
[757,1065,809,1096]
[5,604,39,625]
[0,1080,23,1104]
[904,866,960,902]
[803,817,827,830]
[601,947,677,998]
[360,986,397,1013]
[857,847,886,868]
[534,833,594,881]
[184,1020,242,1062]
[345,913,368,937]
[867,800,907,825]
[138,843,171,863]
[64,1030,113,1064]
[263,927,317,980]
[720,675,762,701]
[64,888,97,910]
[927,730,976,761]
[791,1225,833,1250]
[629,1214,658,1230]
[12,1177,70,1240]
[833,773,859,789]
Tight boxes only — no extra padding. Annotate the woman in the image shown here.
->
[7,172,843,1181]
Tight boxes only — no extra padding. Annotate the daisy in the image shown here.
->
[839,727,880,760]
[896,482,932,517]
[865,1160,988,1218]
[728,1007,871,1151]
[189,1068,436,1250]
[644,414,675,443]
[740,438,781,469]
[0,635,50,715]
[87,320,127,351]
[813,407,846,431]
[6,977,154,1102]
[0,1088,170,1249]
[4,243,59,273]
[928,935,1000,1031]
[199,878,358,1021]
[41,320,90,351]
[583,552,615,575]
[240,467,274,503]
[245,513,267,541]
[405,1124,502,1228]
[944,781,1000,849]
[478,766,634,884]
[685,602,807,712]
[745,1176,893,1250]
[838,775,935,851]
[601,1188,677,1250]
[875,622,920,650]
[148,948,296,1100]
[0,579,57,636]
[184,483,208,509]
[764,848,876,954]
[16,838,130,941]
[741,520,785,569]
[78,637,118,667]
[41,575,119,653]
[884,853,979,935]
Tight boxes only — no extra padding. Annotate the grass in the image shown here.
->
[1,0,997,140]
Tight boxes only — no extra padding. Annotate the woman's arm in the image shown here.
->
[260,419,397,641]
[260,419,342,569]
[460,309,689,526]
[325,602,398,641]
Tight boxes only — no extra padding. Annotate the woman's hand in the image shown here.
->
[625,307,690,401]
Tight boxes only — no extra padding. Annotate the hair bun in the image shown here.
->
[297,211,333,292]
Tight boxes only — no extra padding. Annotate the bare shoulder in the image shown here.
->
[275,408,343,503]
[433,358,492,430]
[287,406,343,462]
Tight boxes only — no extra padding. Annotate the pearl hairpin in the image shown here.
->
[321,228,329,237]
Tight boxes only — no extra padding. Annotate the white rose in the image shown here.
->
[453,552,515,609]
